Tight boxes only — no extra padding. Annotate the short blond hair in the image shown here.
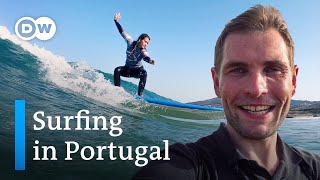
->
[214,5,294,73]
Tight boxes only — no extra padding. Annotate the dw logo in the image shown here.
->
[15,17,57,41]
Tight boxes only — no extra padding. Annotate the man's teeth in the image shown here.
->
[241,105,271,115]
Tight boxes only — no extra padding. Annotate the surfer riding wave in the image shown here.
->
[113,12,156,96]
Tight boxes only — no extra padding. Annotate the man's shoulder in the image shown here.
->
[168,127,224,161]
[132,142,200,179]
[292,147,320,168]
[292,146,320,160]
[132,131,223,179]
[285,143,320,179]
[132,124,230,179]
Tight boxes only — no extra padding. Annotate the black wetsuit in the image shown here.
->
[114,20,153,96]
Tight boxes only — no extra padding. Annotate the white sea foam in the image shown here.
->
[0,26,133,105]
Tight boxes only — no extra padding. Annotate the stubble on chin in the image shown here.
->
[226,115,281,140]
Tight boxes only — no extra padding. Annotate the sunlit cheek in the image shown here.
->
[270,78,293,114]
[220,77,242,95]
[273,78,292,95]
[219,79,239,107]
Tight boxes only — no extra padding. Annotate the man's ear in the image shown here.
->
[291,65,299,97]
[211,67,221,97]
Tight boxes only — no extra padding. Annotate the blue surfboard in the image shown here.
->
[142,97,223,111]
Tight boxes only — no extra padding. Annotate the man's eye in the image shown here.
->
[230,68,246,74]
[265,66,282,73]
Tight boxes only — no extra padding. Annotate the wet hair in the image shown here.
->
[130,33,150,52]
[214,5,294,74]
[138,33,150,41]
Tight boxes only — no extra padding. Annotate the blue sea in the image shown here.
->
[0,26,319,180]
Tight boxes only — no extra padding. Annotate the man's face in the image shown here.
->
[211,29,298,140]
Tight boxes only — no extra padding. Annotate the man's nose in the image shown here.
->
[244,72,268,97]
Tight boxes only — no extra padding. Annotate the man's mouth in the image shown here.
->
[240,105,274,115]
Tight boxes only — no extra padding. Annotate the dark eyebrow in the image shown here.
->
[222,60,289,70]
[222,62,248,70]
[264,60,289,68]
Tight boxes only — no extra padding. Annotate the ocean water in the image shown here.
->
[0,26,319,180]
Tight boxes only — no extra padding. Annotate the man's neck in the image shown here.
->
[226,124,279,175]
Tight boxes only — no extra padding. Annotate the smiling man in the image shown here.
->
[133,5,320,180]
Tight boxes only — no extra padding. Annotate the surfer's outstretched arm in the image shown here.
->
[114,13,133,44]
[141,51,155,65]
[114,13,123,33]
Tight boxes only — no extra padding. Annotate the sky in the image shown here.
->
[0,0,320,103]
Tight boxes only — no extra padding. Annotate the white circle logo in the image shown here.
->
[15,17,57,41]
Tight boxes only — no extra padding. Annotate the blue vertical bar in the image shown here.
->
[15,100,25,170]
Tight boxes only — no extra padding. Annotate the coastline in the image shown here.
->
[286,114,320,120]
[287,110,320,119]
